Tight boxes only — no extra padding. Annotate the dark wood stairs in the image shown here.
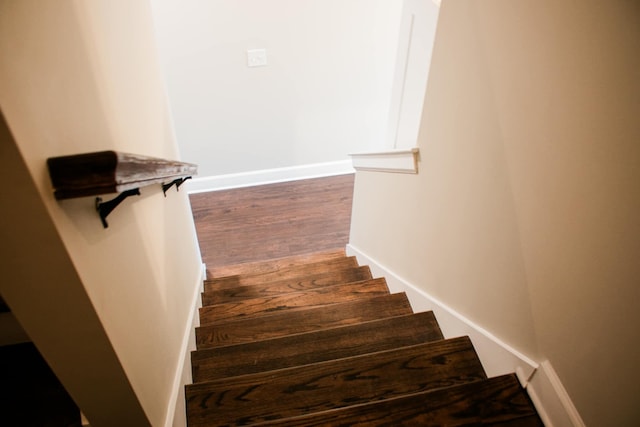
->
[186,249,542,426]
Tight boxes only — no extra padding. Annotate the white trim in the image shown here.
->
[185,160,354,194]
[346,243,586,427]
[527,361,586,427]
[349,148,419,174]
[346,243,537,384]
[164,263,204,427]
[388,13,416,149]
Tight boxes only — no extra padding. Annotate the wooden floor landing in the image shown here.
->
[189,174,355,276]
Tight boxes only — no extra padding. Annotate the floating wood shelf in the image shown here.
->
[47,151,197,227]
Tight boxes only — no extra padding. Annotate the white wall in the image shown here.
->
[0,1,202,426]
[349,0,640,425]
[151,0,402,177]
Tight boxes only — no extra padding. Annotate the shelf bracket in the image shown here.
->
[95,188,141,228]
[162,176,192,197]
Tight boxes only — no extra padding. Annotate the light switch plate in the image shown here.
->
[247,49,267,67]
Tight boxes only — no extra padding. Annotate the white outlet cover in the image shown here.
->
[247,49,267,67]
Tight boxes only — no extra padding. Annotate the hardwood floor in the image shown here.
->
[189,174,354,275]
[186,178,543,426]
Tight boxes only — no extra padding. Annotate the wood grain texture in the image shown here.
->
[199,278,389,324]
[201,266,373,305]
[186,337,486,426]
[186,179,542,426]
[195,293,414,349]
[47,150,197,199]
[250,374,543,427]
[189,174,354,271]
[204,256,359,291]
[191,311,444,382]
[209,249,348,278]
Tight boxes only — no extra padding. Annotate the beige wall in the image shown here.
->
[0,1,202,426]
[0,111,150,426]
[349,0,640,425]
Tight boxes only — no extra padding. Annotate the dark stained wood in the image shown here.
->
[250,374,543,427]
[186,179,542,426]
[199,278,389,324]
[201,266,373,305]
[191,311,444,382]
[210,249,347,278]
[204,256,359,291]
[47,150,197,199]
[195,293,414,349]
[189,174,354,270]
[186,337,486,426]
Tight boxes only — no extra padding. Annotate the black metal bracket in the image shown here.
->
[95,188,141,228]
[162,176,192,197]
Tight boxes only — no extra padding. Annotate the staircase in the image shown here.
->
[186,250,542,426]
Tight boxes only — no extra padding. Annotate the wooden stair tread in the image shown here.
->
[187,249,543,426]
[191,311,444,382]
[249,374,543,427]
[201,265,373,305]
[204,256,359,290]
[195,293,413,348]
[199,278,389,324]
[209,248,347,278]
[186,337,486,426]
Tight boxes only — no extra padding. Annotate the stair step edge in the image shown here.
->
[191,311,444,382]
[202,265,373,303]
[205,256,360,289]
[188,336,483,391]
[198,278,390,325]
[201,276,388,310]
[246,374,543,427]
[186,337,486,426]
[209,248,347,278]
[195,293,414,349]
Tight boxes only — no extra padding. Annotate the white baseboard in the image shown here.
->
[527,361,586,427]
[186,160,354,194]
[164,263,205,427]
[346,243,584,427]
[346,243,538,383]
